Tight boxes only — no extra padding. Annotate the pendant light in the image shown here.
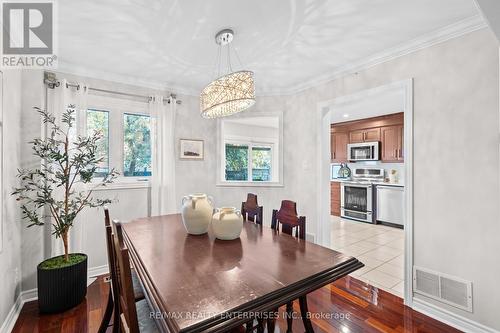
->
[200,29,255,118]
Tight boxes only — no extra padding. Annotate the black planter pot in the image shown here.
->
[37,253,88,313]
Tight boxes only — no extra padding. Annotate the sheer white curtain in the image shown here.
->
[45,80,89,256]
[150,95,177,216]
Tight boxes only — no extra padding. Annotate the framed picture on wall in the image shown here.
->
[179,139,204,160]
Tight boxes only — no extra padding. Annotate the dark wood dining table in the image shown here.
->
[122,214,363,333]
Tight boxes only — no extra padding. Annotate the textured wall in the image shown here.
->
[0,70,23,327]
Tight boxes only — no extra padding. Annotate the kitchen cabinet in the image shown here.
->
[331,181,341,216]
[331,131,348,162]
[349,128,381,143]
[381,125,404,162]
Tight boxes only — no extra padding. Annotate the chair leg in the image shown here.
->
[245,320,253,332]
[299,296,315,333]
[256,319,264,333]
[112,285,120,333]
[98,289,114,333]
[285,301,293,333]
[266,317,276,333]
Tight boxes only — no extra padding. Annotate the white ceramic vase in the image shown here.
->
[181,194,214,235]
[211,207,243,240]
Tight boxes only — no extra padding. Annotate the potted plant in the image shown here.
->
[12,105,117,313]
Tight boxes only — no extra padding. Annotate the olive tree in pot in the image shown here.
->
[12,106,117,313]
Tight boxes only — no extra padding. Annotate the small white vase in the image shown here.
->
[181,193,214,235]
[211,207,243,240]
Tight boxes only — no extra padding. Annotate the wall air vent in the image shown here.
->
[413,266,472,312]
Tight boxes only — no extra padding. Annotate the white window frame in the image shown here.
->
[84,94,151,185]
[0,71,3,252]
[223,139,275,182]
[217,111,284,187]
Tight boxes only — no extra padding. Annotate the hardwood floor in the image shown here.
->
[12,275,462,333]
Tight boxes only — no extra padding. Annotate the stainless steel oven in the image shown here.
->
[348,142,380,161]
[341,182,374,223]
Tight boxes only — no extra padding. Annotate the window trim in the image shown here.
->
[216,111,284,188]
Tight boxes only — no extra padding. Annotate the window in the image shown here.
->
[86,109,109,177]
[224,143,272,182]
[85,95,152,182]
[123,113,151,177]
[252,146,272,181]
[225,143,249,181]
[219,115,282,185]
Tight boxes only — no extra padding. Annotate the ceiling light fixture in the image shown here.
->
[200,29,255,119]
[343,114,349,118]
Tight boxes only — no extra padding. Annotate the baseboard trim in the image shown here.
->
[413,298,500,333]
[306,232,315,243]
[88,264,109,278]
[0,289,37,333]
[0,265,108,333]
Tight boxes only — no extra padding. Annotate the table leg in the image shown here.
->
[299,296,315,333]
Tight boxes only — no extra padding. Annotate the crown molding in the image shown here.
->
[260,14,487,96]
[56,61,200,97]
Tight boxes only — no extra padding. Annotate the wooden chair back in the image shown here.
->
[111,220,140,333]
[241,193,263,225]
[271,200,306,240]
[104,208,121,325]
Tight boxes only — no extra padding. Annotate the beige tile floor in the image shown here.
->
[329,216,405,297]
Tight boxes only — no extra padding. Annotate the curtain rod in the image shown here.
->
[43,72,182,105]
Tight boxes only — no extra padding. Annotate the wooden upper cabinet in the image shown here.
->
[364,128,381,142]
[397,125,404,161]
[349,128,380,143]
[331,131,348,162]
[381,125,404,162]
[349,130,365,143]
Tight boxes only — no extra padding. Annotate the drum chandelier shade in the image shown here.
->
[200,29,255,118]
[200,70,255,118]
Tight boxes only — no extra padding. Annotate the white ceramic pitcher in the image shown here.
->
[181,193,214,235]
[211,207,243,240]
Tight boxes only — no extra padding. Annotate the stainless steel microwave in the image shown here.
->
[347,142,380,161]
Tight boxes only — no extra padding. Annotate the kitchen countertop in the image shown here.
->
[331,179,404,187]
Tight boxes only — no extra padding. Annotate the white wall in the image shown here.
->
[0,70,23,327]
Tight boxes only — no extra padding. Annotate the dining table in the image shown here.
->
[122,214,364,333]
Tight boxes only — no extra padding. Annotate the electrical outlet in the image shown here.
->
[14,268,19,285]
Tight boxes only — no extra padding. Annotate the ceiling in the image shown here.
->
[330,88,404,123]
[58,0,480,95]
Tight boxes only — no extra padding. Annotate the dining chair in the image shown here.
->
[241,193,263,225]
[99,208,146,333]
[111,220,160,333]
[271,200,306,239]
[271,200,313,333]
